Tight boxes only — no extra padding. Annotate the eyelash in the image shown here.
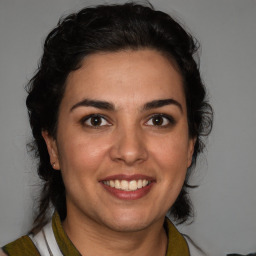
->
[81,113,175,129]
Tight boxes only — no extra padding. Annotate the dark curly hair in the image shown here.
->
[26,2,213,233]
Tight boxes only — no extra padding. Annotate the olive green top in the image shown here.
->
[2,212,189,256]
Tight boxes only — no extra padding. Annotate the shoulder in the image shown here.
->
[1,236,40,256]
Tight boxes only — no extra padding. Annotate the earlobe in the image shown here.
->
[41,130,60,170]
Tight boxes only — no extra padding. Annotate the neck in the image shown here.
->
[63,211,167,256]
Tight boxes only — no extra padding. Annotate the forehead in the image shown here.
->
[63,49,186,110]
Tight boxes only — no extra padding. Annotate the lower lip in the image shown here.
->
[101,182,155,200]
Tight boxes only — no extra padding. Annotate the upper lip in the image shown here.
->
[99,174,156,182]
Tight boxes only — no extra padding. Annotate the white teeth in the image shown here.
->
[103,179,150,191]
[137,180,143,189]
[115,180,121,189]
[110,180,115,188]
[129,180,137,191]
[121,180,129,191]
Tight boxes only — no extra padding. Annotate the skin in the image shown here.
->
[43,49,195,256]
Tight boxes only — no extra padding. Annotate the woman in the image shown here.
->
[1,2,213,255]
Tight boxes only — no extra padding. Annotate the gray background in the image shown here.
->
[0,0,255,255]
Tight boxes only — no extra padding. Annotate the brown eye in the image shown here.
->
[90,116,102,126]
[145,114,174,127]
[152,116,164,126]
[83,114,110,127]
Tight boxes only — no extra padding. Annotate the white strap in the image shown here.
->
[29,222,63,256]
[184,236,207,256]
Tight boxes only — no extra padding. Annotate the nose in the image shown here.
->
[109,125,148,166]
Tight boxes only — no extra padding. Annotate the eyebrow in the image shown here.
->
[70,99,115,112]
[70,98,183,112]
[142,99,183,112]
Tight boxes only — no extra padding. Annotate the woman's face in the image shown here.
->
[43,49,195,232]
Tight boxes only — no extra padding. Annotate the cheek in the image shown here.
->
[57,135,110,177]
[149,133,190,195]
[151,134,190,170]
[57,137,110,204]
[149,136,189,211]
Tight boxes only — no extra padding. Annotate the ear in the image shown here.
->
[187,137,196,168]
[42,130,60,170]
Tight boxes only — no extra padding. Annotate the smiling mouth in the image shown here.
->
[102,179,151,191]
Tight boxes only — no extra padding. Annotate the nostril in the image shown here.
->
[109,135,148,165]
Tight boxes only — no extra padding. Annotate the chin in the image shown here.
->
[107,220,149,232]
[101,211,158,232]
